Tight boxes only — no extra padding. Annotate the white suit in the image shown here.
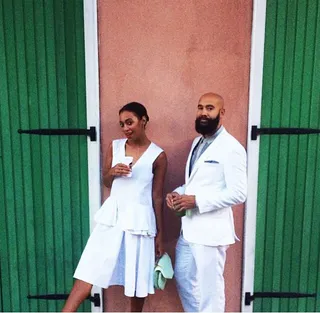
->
[174,128,247,312]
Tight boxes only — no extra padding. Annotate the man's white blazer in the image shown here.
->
[174,128,247,246]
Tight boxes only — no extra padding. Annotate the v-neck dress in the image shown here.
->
[73,139,163,297]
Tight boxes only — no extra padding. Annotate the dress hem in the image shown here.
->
[73,276,155,298]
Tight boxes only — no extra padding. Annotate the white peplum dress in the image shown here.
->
[73,139,163,297]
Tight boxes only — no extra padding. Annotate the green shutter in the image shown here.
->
[0,0,90,311]
[254,0,320,311]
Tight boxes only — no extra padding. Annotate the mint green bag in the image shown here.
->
[153,253,174,290]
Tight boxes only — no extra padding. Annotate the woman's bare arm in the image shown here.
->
[152,151,167,236]
[102,143,114,189]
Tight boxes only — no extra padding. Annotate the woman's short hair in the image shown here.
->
[119,102,149,122]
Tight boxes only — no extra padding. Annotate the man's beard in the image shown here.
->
[195,113,220,135]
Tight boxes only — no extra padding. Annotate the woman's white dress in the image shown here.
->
[74,139,163,297]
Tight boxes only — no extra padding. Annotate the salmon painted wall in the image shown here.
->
[98,1,252,311]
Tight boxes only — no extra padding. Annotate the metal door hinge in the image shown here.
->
[251,125,320,140]
[27,293,101,307]
[245,291,316,305]
[18,126,97,141]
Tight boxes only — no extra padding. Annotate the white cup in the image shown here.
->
[122,156,133,177]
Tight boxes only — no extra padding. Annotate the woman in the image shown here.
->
[62,102,167,312]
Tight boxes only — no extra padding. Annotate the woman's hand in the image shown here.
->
[165,192,180,210]
[155,232,164,258]
[110,163,131,177]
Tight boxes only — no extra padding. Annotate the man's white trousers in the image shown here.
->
[175,235,228,312]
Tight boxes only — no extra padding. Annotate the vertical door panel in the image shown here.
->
[0,0,90,311]
[254,0,320,311]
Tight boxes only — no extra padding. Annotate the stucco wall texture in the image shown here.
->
[98,1,252,311]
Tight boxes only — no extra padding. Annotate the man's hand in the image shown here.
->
[172,195,196,212]
[165,192,180,209]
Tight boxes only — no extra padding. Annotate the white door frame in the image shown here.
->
[82,1,269,312]
[241,0,267,311]
[83,0,102,311]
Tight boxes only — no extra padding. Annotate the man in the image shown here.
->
[166,92,247,312]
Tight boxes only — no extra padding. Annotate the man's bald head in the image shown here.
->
[199,92,224,109]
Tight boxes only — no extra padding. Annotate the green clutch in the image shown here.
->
[153,253,174,290]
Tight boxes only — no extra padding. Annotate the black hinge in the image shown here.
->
[18,126,97,141]
[27,293,101,307]
[251,125,320,140]
[245,291,317,305]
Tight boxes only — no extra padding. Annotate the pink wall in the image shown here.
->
[98,0,252,311]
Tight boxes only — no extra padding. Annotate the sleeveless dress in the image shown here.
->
[74,139,163,297]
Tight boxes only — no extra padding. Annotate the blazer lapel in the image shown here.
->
[185,137,201,183]
[187,130,226,183]
[188,143,213,183]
